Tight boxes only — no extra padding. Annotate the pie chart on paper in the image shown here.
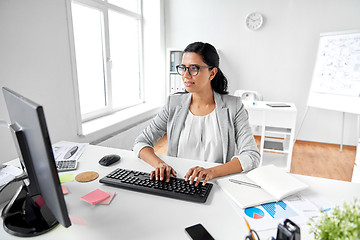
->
[244,207,265,219]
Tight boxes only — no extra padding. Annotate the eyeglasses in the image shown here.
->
[176,64,213,76]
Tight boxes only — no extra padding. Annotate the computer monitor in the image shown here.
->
[1,87,71,237]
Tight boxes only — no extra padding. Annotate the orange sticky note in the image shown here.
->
[81,189,110,205]
[62,185,69,195]
[98,192,116,205]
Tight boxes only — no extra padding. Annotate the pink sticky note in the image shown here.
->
[81,189,110,205]
[69,215,88,226]
[98,192,116,205]
[62,185,69,195]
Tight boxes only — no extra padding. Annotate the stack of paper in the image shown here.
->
[0,165,23,186]
[52,142,88,161]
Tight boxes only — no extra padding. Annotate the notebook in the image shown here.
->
[216,165,308,208]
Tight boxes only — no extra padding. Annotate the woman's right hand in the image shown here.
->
[150,162,177,182]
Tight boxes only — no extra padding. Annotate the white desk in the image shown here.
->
[1,144,360,240]
[243,100,297,171]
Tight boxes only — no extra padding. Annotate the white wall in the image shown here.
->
[0,0,165,164]
[165,0,360,145]
[96,119,152,150]
[1,0,359,166]
[0,0,77,163]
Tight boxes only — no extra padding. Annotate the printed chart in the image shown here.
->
[243,201,306,231]
[244,207,265,219]
[261,201,297,219]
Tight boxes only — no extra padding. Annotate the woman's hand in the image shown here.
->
[184,166,217,186]
[150,162,177,182]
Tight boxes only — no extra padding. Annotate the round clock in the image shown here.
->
[245,12,264,31]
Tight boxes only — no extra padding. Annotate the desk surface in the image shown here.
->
[1,144,360,240]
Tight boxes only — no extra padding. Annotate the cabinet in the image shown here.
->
[242,100,297,172]
[167,49,185,94]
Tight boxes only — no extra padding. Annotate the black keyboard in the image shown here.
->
[99,168,213,203]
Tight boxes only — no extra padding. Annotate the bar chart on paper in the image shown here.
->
[261,201,297,219]
[243,201,306,231]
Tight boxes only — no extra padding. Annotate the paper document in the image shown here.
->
[304,194,333,213]
[52,143,88,161]
[243,194,334,231]
[0,165,23,186]
[242,201,308,231]
[222,192,307,232]
[216,165,308,208]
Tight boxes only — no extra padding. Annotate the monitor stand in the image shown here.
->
[1,182,59,237]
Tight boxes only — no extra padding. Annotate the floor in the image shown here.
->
[154,135,357,182]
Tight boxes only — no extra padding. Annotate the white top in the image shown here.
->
[177,110,223,163]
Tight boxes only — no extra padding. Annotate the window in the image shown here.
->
[70,0,143,122]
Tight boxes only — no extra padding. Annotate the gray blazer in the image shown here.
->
[133,91,260,172]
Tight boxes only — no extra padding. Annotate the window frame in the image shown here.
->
[66,0,144,133]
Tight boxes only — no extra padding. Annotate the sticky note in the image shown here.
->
[98,192,116,205]
[59,174,74,184]
[81,189,110,205]
[62,185,69,195]
[69,215,88,226]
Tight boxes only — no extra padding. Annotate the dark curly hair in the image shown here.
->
[183,42,228,94]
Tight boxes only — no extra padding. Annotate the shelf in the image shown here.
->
[169,50,182,72]
[265,126,291,135]
[244,101,296,172]
[264,141,283,151]
[168,49,183,96]
[263,139,290,154]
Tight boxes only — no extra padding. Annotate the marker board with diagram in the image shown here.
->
[307,30,360,114]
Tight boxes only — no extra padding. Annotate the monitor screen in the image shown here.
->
[2,87,71,237]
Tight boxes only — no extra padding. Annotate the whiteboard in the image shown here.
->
[307,30,360,114]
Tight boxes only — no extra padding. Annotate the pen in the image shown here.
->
[243,217,256,240]
[229,179,261,188]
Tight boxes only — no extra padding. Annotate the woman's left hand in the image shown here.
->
[184,166,216,186]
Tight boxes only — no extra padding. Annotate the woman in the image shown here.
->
[133,42,260,186]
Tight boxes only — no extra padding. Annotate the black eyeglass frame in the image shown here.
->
[175,64,213,76]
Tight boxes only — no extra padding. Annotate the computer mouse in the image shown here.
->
[99,154,121,166]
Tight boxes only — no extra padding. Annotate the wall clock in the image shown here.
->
[245,12,264,31]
